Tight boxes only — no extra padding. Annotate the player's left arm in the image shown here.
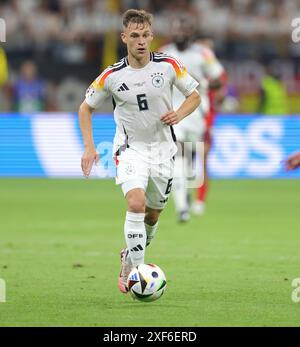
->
[161,90,200,125]
[161,59,201,126]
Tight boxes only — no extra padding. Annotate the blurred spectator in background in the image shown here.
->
[12,60,46,113]
[0,0,299,113]
[0,46,8,87]
[257,62,289,115]
[0,46,9,112]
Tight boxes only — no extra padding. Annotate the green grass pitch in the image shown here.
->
[0,178,300,327]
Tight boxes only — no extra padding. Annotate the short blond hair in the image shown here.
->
[122,9,153,28]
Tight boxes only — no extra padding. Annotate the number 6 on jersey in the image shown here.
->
[137,94,149,111]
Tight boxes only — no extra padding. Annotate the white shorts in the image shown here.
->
[115,148,174,210]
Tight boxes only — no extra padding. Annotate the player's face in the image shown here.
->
[121,22,153,60]
[171,21,194,50]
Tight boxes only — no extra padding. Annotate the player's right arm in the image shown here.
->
[78,100,99,177]
[78,69,112,177]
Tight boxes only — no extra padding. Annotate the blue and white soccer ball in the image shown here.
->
[127,264,167,302]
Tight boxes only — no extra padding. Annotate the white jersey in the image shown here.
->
[85,52,198,164]
[160,42,224,115]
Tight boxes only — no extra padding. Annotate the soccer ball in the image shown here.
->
[127,264,167,302]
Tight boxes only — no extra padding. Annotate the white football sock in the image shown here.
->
[145,222,158,247]
[124,211,146,266]
[172,156,189,213]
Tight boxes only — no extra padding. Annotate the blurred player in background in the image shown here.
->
[79,9,200,293]
[160,17,225,222]
[192,34,227,216]
[257,61,288,115]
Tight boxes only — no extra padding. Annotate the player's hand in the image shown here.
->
[160,110,182,126]
[285,151,300,171]
[81,147,99,178]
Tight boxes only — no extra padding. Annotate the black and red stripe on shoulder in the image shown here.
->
[92,58,128,90]
[152,52,187,78]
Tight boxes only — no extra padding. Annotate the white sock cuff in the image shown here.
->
[126,211,145,222]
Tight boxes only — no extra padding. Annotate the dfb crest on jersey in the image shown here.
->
[151,72,164,88]
[86,85,95,98]
[126,164,136,175]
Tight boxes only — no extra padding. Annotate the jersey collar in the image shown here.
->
[125,52,154,66]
